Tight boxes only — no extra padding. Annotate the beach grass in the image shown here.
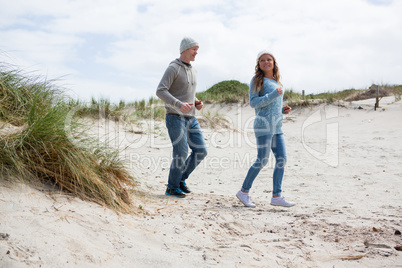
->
[128,96,166,121]
[284,84,402,106]
[198,109,231,129]
[0,63,134,213]
[72,96,166,122]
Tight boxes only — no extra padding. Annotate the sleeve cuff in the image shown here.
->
[175,100,183,109]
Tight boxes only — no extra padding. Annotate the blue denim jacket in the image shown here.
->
[249,77,284,137]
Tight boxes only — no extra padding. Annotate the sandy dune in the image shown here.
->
[1,97,401,267]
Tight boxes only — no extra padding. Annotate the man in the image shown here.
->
[156,37,208,198]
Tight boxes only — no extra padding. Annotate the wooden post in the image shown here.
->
[375,85,379,110]
[302,90,305,100]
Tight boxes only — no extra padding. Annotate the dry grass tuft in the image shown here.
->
[1,63,134,213]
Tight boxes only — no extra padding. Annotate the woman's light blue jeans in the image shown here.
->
[166,113,208,189]
[241,134,287,196]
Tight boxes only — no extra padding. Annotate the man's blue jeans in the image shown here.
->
[166,113,208,189]
[241,134,287,196]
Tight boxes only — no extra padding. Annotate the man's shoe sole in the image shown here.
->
[165,192,186,198]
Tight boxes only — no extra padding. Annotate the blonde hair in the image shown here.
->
[253,52,282,93]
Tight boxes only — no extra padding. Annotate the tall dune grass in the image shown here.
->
[127,96,166,121]
[73,96,166,122]
[0,64,134,213]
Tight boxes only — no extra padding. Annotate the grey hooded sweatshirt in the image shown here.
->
[156,59,198,117]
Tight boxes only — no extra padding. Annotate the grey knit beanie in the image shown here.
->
[180,37,199,53]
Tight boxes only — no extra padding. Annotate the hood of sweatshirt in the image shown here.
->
[169,59,196,85]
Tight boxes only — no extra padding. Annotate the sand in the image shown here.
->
[1,97,401,267]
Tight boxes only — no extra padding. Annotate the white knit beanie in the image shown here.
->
[256,50,274,62]
[180,37,199,53]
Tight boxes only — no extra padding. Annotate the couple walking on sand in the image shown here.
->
[156,37,295,208]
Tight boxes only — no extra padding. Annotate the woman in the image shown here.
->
[236,50,295,208]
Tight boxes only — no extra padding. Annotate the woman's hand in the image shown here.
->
[195,100,203,110]
[283,105,292,114]
[276,87,283,95]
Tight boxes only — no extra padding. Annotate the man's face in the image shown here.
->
[182,46,199,62]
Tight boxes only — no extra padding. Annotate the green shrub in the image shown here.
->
[196,80,249,103]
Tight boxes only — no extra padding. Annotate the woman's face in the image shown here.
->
[258,54,274,74]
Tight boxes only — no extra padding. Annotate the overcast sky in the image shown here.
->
[1,0,401,103]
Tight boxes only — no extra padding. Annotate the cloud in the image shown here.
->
[1,0,401,103]
[365,0,393,6]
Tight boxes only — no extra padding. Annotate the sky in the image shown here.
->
[1,0,401,103]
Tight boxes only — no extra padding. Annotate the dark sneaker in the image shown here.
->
[180,181,191,193]
[165,187,186,198]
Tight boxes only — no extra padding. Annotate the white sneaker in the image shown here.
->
[270,196,295,207]
[236,190,256,207]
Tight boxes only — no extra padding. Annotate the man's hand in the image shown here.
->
[283,105,292,114]
[195,100,203,110]
[180,103,193,113]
